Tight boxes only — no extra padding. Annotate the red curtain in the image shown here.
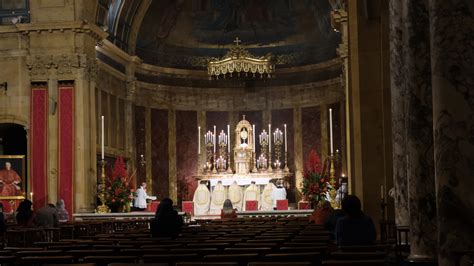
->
[58,85,74,213]
[30,86,48,209]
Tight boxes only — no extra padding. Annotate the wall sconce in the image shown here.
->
[140,154,146,167]
[0,82,7,95]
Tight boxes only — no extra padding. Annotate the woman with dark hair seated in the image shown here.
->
[335,195,376,246]
[221,199,237,220]
[150,198,183,237]
[16,199,34,227]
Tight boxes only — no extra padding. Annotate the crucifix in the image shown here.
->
[233,37,241,46]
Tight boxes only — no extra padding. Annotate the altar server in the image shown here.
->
[243,181,260,210]
[260,182,276,211]
[228,181,243,211]
[193,181,211,216]
[271,179,287,209]
[133,182,156,211]
[209,181,227,215]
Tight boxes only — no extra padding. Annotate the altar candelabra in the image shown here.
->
[259,130,270,171]
[216,155,227,172]
[256,154,267,171]
[273,128,283,172]
[204,130,215,174]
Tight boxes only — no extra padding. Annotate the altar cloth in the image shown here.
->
[209,177,272,187]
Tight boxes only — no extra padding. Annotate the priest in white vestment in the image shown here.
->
[271,180,287,209]
[260,182,276,211]
[243,181,260,210]
[228,181,243,211]
[193,181,211,216]
[209,181,227,215]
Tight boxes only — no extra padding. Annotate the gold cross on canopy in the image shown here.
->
[233,37,241,46]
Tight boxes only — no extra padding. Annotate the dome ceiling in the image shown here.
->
[136,0,341,70]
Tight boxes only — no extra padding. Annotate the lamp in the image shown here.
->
[207,38,274,79]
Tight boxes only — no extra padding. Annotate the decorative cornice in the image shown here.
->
[12,20,108,41]
[26,53,98,78]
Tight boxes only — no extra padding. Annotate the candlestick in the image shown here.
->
[284,124,287,153]
[227,125,230,154]
[213,125,216,154]
[268,124,272,155]
[198,126,201,154]
[252,124,256,152]
[329,108,334,155]
[101,115,105,159]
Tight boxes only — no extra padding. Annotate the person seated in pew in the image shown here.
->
[335,195,376,246]
[220,199,237,220]
[16,199,34,227]
[309,199,334,225]
[56,199,69,222]
[150,198,183,237]
[35,203,59,228]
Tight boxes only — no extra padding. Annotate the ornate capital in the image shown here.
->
[27,53,98,80]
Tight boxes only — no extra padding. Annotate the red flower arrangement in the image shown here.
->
[105,156,135,211]
[301,149,328,205]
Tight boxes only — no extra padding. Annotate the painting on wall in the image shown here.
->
[0,155,26,200]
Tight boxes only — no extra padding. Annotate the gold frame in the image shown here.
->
[0,155,26,200]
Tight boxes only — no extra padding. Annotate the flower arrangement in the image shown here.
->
[301,149,328,206]
[105,156,135,212]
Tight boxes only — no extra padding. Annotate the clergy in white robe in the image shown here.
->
[228,181,243,211]
[271,182,287,208]
[193,181,211,216]
[209,181,227,215]
[243,181,260,210]
[260,182,276,211]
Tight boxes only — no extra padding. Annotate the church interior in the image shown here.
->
[0,0,472,265]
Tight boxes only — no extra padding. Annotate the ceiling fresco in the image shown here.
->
[136,0,340,69]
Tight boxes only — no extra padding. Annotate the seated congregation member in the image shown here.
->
[209,181,227,215]
[35,203,59,228]
[193,181,210,215]
[335,195,376,246]
[0,203,6,232]
[150,198,183,237]
[260,182,275,211]
[16,199,34,227]
[133,182,156,211]
[309,200,334,225]
[56,199,69,222]
[228,181,243,211]
[243,181,260,210]
[220,199,237,220]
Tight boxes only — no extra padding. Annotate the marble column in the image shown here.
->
[320,105,328,160]
[391,0,439,258]
[293,107,303,200]
[197,111,206,174]
[47,74,58,203]
[389,0,410,228]
[429,1,474,265]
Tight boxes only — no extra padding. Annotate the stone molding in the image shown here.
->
[26,53,98,80]
[14,20,108,41]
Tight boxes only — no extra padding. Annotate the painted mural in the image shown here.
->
[136,0,340,69]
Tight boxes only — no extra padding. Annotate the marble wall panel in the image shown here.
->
[176,110,198,202]
[134,105,146,186]
[151,108,169,199]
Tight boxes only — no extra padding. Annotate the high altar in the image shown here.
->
[196,116,291,188]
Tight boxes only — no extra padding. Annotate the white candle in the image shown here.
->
[284,124,287,153]
[252,124,256,152]
[227,124,230,154]
[101,115,105,160]
[329,108,334,154]
[198,126,201,154]
[30,192,33,201]
[268,124,272,154]
[213,125,216,153]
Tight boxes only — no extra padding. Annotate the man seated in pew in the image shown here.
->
[35,203,59,228]
[335,195,376,246]
[150,198,183,237]
[133,182,157,211]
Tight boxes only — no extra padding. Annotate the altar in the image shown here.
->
[196,173,290,188]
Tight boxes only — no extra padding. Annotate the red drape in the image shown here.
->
[58,86,74,213]
[31,87,48,209]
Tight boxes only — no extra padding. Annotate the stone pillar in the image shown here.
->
[320,105,329,161]
[293,107,303,200]
[168,109,177,203]
[391,0,438,260]
[47,74,58,203]
[197,111,206,174]
[429,1,474,265]
[389,0,409,228]
[145,107,152,192]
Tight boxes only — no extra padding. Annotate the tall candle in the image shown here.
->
[227,124,230,154]
[268,124,272,154]
[252,124,256,152]
[284,124,287,152]
[329,108,334,154]
[213,125,216,153]
[101,115,105,160]
[30,192,33,202]
[198,126,201,154]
